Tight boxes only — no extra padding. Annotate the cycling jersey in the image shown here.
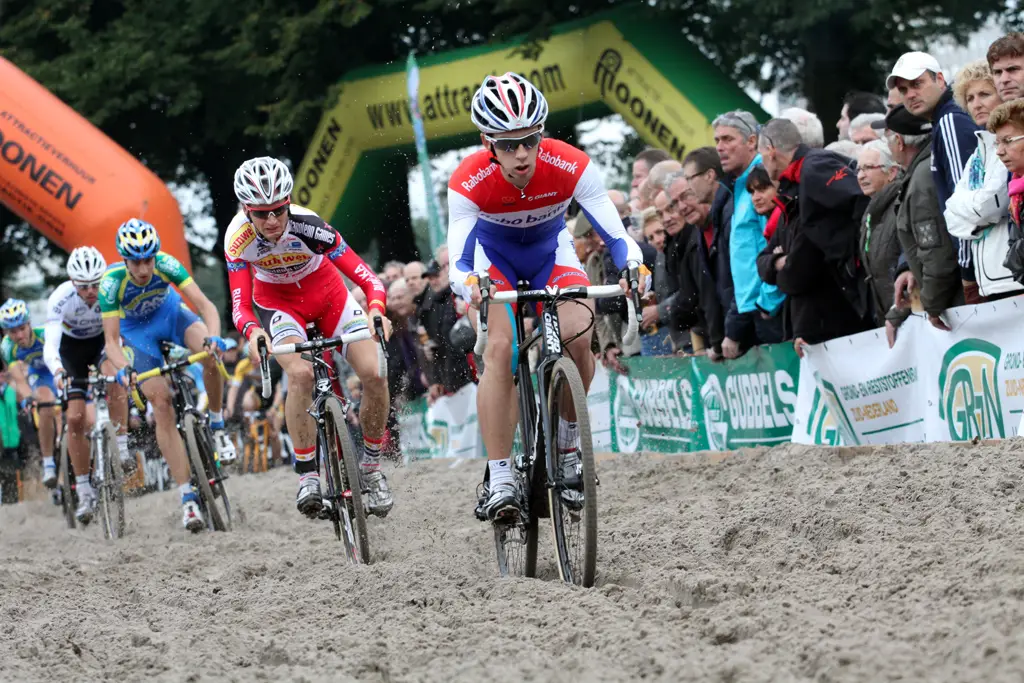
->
[43,280,103,375]
[1,328,54,392]
[98,252,194,320]
[446,139,643,299]
[225,204,387,341]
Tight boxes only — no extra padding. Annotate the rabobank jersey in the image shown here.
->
[446,138,641,298]
[1,328,49,375]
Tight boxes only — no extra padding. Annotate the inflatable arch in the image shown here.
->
[296,8,767,242]
[0,58,191,271]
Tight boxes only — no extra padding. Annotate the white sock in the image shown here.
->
[76,474,93,496]
[557,420,579,451]
[488,458,513,487]
[43,457,56,470]
[117,434,130,458]
[209,410,224,425]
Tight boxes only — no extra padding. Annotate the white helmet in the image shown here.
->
[67,246,107,284]
[471,72,549,135]
[233,157,294,207]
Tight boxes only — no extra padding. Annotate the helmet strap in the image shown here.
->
[487,143,500,166]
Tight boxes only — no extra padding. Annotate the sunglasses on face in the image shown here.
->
[250,204,289,221]
[74,283,100,291]
[485,131,543,153]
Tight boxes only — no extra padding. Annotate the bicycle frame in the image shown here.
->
[301,327,353,464]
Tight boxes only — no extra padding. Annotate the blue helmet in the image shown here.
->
[116,218,161,260]
[0,298,29,330]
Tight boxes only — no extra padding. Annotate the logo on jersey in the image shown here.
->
[256,240,273,256]
[460,164,497,192]
[538,150,579,175]
[227,225,256,258]
[255,253,313,270]
[290,222,334,244]
[528,191,558,201]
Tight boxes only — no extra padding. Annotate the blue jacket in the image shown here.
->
[930,87,980,269]
[730,155,786,316]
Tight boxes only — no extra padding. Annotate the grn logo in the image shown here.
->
[700,374,729,451]
[937,339,1005,441]
[612,374,641,453]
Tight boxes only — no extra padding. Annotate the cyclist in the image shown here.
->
[0,299,59,488]
[448,72,647,521]
[42,246,135,523]
[100,219,236,532]
[225,156,394,518]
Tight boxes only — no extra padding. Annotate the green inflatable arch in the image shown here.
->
[295,8,767,251]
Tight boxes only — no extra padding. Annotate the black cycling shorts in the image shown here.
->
[60,333,105,398]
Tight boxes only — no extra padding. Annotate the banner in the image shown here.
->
[794,297,1024,446]
[405,52,446,254]
[398,382,481,462]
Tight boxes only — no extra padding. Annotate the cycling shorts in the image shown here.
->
[27,368,56,395]
[476,228,589,294]
[121,291,201,375]
[60,333,105,399]
[253,259,368,356]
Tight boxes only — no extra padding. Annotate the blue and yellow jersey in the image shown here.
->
[99,252,194,320]
[0,327,48,374]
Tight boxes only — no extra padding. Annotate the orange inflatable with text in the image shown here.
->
[0,58,190,270]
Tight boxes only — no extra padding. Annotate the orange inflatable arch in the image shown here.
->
[0,57,190,271]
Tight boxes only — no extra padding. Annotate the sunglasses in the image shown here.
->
[485,131,543,153]
[74,283,100,291]
[250,204,289,221]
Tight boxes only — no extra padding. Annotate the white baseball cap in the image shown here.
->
[886,51,942,90]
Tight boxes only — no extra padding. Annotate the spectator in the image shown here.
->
[420,258,474,402]
[385,278,427,406]
[608,189,631,221]
[745,165,777,217]
[713,110,786,356]
[403,261,429,309]
[945,60,1023,301]
[682,146,734,361]
[825,139,861,160]
[755,118,873,346]
[849,113,885,143]
[634,207,674,355]
[651,187,686,350]
[856,139,904,325]
[631,147,673,190]
[989,100,1024,281]
[781,107,825,148]
[887,50,981,301]
[838,91,887,140]
[663,172,725,353]
[380,260,405,285]
[988,33,1024,103]
[641,207,667,251]
[887,87,903,112]
[0,364,21,504]
[884,105,963,344]
[639,160,683,208]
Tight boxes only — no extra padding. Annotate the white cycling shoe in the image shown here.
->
[213,429,237,465]
[75,488,97,525]
[182,493,205,533]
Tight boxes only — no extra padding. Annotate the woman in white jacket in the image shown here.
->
[944,60,1023,300]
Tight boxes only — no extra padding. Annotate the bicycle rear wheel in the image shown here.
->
[58,433,75,530]
[324,397,371,564]
[184,414,232,532]
[95,423,126,539]
[546,358,598,587]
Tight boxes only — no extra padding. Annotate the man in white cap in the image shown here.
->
[887,51,981,302]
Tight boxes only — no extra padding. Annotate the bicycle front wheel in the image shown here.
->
[96,423,125,539]
[546,357,598,587]
[58,433,76,530]
[184,414,231,532]
[324,397,371,564]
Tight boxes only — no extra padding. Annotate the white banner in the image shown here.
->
[794,296,1024,446]
[399,382,481,463]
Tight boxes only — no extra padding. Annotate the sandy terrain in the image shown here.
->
[3,441,1024,682]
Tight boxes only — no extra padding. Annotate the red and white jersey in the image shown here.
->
[446,138,641,298]
[224,205,386,339]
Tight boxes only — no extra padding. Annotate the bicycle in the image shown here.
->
[54,372,127,538]
[241,410,271,474]
[131,343,233,532]
[257,319,388,565]
[473,270,641,587]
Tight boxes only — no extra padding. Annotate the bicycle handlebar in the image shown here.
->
[260,328,378,399]
[131,350,229,410]
[473,275,640,355]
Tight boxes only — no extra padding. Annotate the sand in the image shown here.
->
[3,441,1024,682]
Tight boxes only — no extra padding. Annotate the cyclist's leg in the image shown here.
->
[178,307,235,463]
[61,333,101,481]
[32,377,57,462]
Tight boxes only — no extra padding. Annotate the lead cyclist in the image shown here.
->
[448,72,648,521]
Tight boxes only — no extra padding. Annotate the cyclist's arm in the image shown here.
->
[42,289,66,376]
[10,363,32,401]
[179,281,221,339]
[446,189,480,300]
[326,230,387,316]
[226,258,261,340]
[572,162,643,271]
[98,275,132,373]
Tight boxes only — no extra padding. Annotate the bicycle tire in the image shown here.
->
[324,397,371,564]
[546,357,598,587]
[183,414,230,532]
[494,423,539,578]
[96,423,126,539]
[58,433,75,530]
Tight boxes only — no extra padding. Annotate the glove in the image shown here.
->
[205,336,228,352]
[115,366,133,388]
[19,397,34,411]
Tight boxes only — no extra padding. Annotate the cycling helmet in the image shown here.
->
[471,72,549,134]
[116,219,161,260]
[234,157,293,207]
[66,246,107,284]
[0,299,29,330]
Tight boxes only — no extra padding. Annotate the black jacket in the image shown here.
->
[756,146,874,343]
[418,285,474,393]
